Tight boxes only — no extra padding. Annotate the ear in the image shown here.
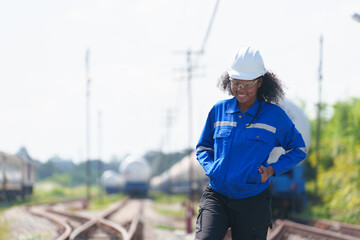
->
[257,78,263,87]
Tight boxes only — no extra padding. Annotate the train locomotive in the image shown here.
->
[150,99,311,217]
[0,148,35,201]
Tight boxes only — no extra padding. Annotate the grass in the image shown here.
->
[155,224,181,231]
[88,192,126,211]
[16,233,51,240]
[0,210,9,240]
[297,181,360,225]
[154,205,186,218]
[149,191,187,204]
[149,191,188,218]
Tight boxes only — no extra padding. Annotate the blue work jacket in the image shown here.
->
[196,97,307,199]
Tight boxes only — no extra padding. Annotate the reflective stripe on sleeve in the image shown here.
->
[299,147,307,153]
[196,146,214,153]
[285,147,307,154]
[245,123,276,133]
[214,121,237,128]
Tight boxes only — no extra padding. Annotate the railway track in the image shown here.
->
[26,198,144,240]
[24,199,360,240]
[291,217,360,238]
[268,219,360,240]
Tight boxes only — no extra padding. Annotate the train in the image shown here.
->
[150,99,311,218]
[101,155,152,196]
[150,152,206,195]
[100,170,124,194]
[268,100,311,218]
[0,147,36,201]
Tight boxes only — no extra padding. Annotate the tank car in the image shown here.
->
[269,99,311,218]
[0,149,35,201]
[17,147,35,196]
[119,155,151,196]
[100,170,124,194]
[150,152,207,195]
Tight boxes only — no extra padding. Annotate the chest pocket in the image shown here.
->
[213,127,233,159]
[246,128,275,144]
[214,127,232,139]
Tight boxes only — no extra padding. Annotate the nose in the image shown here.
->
[236,84,245,89]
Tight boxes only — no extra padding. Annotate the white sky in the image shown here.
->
[1,0,359,163]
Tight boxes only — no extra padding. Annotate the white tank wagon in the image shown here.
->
[268,99,311,215]
[267,99,311,164]
[0,150,35,201]
[119,155,151,196]
[100,170,124,194]
[150,152,207,194]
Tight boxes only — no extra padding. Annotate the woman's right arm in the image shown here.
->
[196,110,215,176]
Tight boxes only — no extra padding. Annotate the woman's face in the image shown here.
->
[230,78,262,110]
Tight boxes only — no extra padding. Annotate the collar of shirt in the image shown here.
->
[225,97,260,117]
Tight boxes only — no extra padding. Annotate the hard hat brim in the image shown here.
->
[227,68,267,80]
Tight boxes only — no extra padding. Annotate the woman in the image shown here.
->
[195,46,307,240]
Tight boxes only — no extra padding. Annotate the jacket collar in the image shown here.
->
[226,97,260,116]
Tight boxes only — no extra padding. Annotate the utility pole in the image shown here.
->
[184,49,201,234]
[175,48,201,201]
[165,109,173,192]
[315,35,323,202]
[184,49,203,203]
[85,48,91,205]
[98,110,103,204]
[186,49,194,203]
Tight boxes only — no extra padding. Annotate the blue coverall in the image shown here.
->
[195,97,307,239]
[196,97,307,199]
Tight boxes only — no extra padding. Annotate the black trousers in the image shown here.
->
[195,186,272,240]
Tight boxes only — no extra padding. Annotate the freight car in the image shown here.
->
[119,155,152,196]
[150,152,206,195]
[100,170,124,194]
[0,148,35,201]
[150,99,311,217]
[268,100,311,218]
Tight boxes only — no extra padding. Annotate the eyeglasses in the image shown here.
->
[230,78,259,90]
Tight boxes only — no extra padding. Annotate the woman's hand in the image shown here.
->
[259,165,275,183]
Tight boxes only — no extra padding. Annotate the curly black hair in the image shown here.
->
[217,71,285,104]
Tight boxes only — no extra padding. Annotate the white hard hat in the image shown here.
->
[227,46,267,80]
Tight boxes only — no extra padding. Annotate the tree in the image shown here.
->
[308,98,360,223]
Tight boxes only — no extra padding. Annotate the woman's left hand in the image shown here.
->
[259,165,275,183]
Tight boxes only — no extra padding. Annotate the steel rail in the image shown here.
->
[46,207,91,223]
[69,199,136,240]
[312,219,360,237]
[27,207,72,240]
[268,220,359,240]
[125,200,144,240]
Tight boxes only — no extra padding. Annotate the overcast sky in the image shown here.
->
[1,0,359,162]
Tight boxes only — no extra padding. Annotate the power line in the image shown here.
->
[194,0,221,66]
[199,0,220,54]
